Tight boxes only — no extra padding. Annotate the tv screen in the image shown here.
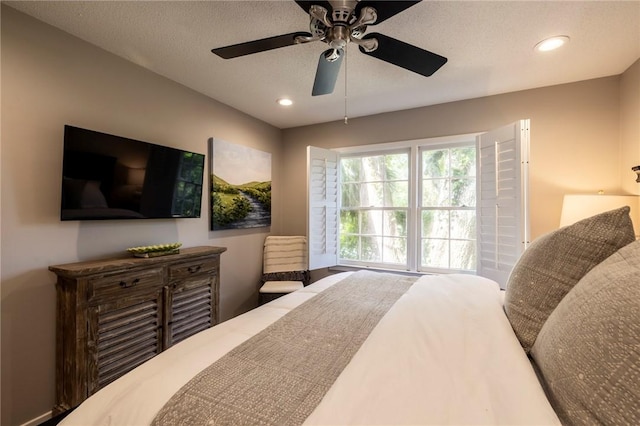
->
[61,125,205,220]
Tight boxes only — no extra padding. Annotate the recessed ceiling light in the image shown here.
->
[534,35,570,52]
[277,98,293,106]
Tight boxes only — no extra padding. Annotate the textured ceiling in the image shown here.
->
[6,0,640,129]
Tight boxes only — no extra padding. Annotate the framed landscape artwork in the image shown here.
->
[209,138,271,230]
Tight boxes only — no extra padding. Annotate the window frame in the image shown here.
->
[418,141,478,274]
[338,147,412,271]
[335,134,479,273]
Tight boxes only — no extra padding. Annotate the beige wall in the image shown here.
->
[620,58,640,196]
[282,73,637,239]
[1,7,282,425]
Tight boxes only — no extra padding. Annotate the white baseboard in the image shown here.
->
[19,411,51,426]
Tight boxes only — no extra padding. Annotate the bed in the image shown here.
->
[60,206,639,425]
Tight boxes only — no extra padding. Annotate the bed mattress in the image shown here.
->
[61,271,560,425]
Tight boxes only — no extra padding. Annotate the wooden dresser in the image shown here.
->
[49,246,226,415]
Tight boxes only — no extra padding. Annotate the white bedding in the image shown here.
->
[61,272,560,426]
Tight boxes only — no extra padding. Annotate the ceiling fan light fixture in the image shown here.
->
[276,98,293,106]
[212,0,446,97]
[534,35,570,52]
[324,48,342,62]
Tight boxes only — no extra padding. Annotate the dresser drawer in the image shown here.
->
[89,268,163,301]
[169,257,219,280]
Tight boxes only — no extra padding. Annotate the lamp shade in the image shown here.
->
[560,194,640,237]
[127,167,146,185]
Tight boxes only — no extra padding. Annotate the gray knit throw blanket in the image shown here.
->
[152,270,417,426]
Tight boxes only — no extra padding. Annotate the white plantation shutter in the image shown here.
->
[307,146,339,270]
[477,120,530,288]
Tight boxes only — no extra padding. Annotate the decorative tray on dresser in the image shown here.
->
[49,245,227,415]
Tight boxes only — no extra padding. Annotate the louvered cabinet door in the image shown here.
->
[166,257,220,347]
[87,290,163,395]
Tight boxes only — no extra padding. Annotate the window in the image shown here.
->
[339,151,410,267]
[308,120,530,288]
[335,144,476,274]
[420,145,477,272]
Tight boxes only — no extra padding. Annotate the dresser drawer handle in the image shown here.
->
[187,265,202,274]
[119,278,140,288]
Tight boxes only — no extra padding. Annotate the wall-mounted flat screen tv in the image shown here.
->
[61,125,205,221]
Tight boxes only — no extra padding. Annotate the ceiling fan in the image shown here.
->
[211,0,447,96]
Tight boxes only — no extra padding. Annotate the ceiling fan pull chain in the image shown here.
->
[344,45,348,125]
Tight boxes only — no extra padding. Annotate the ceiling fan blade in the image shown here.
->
[355,1,422,24]
[294,0,333,14]
[312,49,344,96]
[212,32,312,59]
[359,33,447,77]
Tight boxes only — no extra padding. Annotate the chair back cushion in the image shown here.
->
[263,236,308,274]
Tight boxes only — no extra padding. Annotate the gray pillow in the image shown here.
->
[530,239,640,425]
[504,206,635,352]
